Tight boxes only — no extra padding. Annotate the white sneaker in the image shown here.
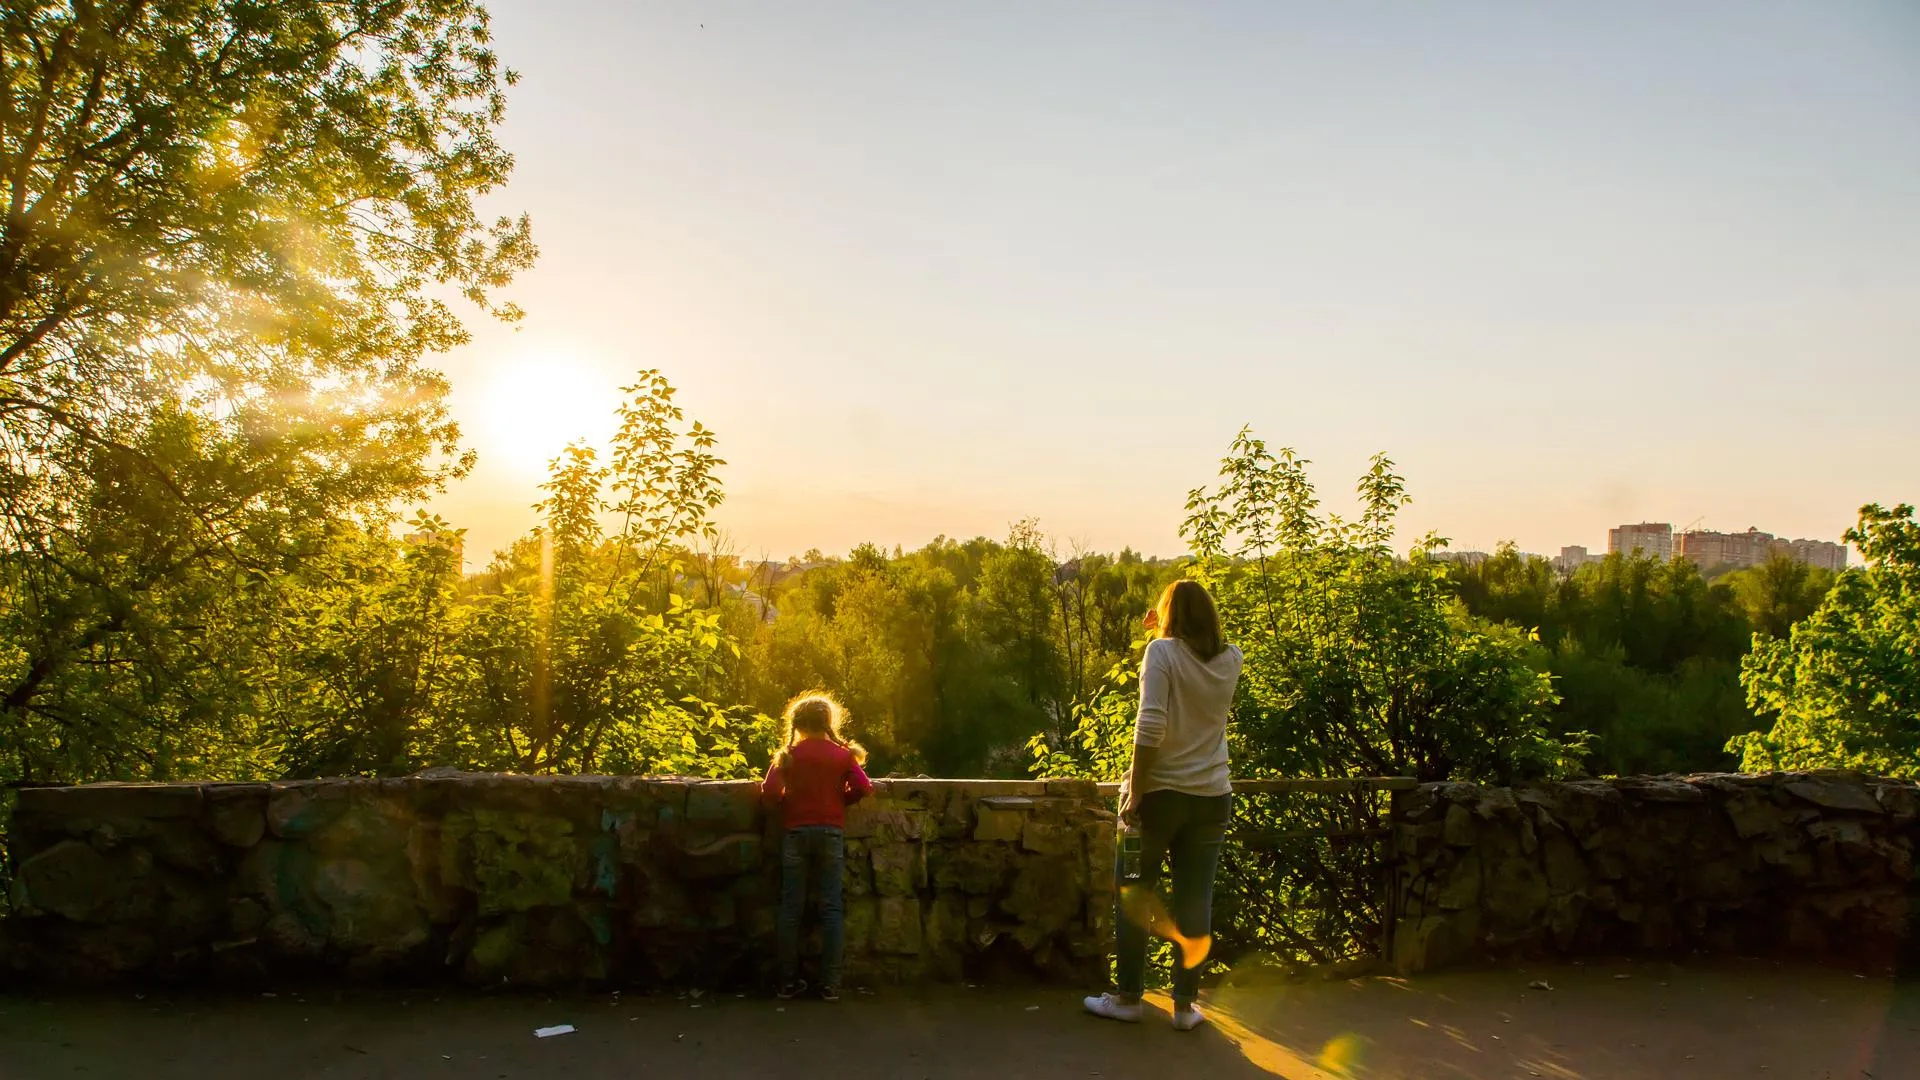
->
[1171,1003,1206,1032]
[1082,992,1143,1023]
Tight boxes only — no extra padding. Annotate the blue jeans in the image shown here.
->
[1115,790,1231,1006]
[777,825,846,989]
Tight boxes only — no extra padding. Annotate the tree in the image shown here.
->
[1037,430,1580,785]
[1032,431,1579,971]
[1730,504,1920,778]
[0,0,533,782]
[1720,553,1836,641]
[440,371,756,778]
[1445,546,1763,775]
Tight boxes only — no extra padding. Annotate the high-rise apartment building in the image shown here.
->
[1675,527,1774,571]
[1553,546,1594,573]
[1674,528,1850,573]
[1781,537,1848,572]
[1608,522,1673,559]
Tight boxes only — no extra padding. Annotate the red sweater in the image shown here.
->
[761,738,873,829]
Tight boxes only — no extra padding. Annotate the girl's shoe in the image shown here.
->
[776,979,807,1000]
[1171,1003,1206,1032]
[1082,992,1143,1023]
[817,985,841,1003]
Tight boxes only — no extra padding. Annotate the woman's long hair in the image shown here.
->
[773,690,868,767]
[1153,580,1227,660]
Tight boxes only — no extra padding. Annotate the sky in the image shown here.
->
[429,0,1920,567]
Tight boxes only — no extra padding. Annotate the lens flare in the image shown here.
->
[1119,885,1212,970]
[1317,1032,1367,1076]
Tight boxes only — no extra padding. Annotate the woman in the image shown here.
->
[1083,579,1242,1032]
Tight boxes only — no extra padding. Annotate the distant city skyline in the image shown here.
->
[1442,518,1855,573]
[421,2,1917,567]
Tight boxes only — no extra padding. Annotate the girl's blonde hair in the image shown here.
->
[774,690,868,767]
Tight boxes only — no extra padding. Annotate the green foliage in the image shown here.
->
[1035,431,1580,974]
[1444,543,1843,776]
[0,0,531,783]
[738,532,1181,777]
[1719,555,1837,640]
[1446,545,1766,775]
[1730,504,1920,778]
[1039,430,1578,786]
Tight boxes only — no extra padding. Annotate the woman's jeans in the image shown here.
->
[1115,790,1232,1006]
[777,825,846,989]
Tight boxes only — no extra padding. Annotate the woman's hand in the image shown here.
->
[1117,786,1140,828]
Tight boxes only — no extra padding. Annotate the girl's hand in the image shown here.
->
[1117,788,1140,828]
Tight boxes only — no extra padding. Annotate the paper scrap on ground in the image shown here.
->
[535,1025,576,1038]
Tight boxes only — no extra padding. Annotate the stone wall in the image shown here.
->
[1,773,1114,988]
[1392,772,1919,972]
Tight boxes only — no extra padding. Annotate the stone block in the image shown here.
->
[870,842,925,897]
[1683,857,1746,902]
[203,786,268,849]
[1000,858,1082,942]
[676,833,762,880]
[1473,787,1518,818]
[932,843,1012,895]
[1392,908,1480,974]
[19,783,203,821]
[1542,830,1587,895]
[12,839,115,921]
[1724,792,1782,839]
[1784,778,1883,814]
[1875,837,1912,882]
[1081,819,1117,893]
[843,898,877,954]
[1443,803,1475,847]
[1617,777,1706,804]
[1483,857,1549,932]
[1043,778,1099,801]
[1433,850,1481,911]
[874,897,923,954]
[313,857,428,959]
[685,781,761,831]
[872,780,955,822]
[406,821,464,922]
[925,894,968,956]
[1807,819,1876,869]
[939,791,975,839]
[443,808,580,914]
[973,806,1025,843]
[1022,820,1079,856]
[147,821,224,876]
[1873,783,1918,823]
[264,910,326,958]
[266,781,356,839]
[228,897,269,938]
[1544,894,1586,950]
[601,808,654,864]
[843,840,874,898]
[845,800,925,842]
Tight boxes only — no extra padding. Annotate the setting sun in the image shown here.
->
[470,356,612,476]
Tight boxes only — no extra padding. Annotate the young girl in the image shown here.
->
[761,691,872,1001]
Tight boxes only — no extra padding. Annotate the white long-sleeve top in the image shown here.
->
[1123,636,1242,800]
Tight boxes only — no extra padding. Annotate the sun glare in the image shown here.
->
[472,357,611,476]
